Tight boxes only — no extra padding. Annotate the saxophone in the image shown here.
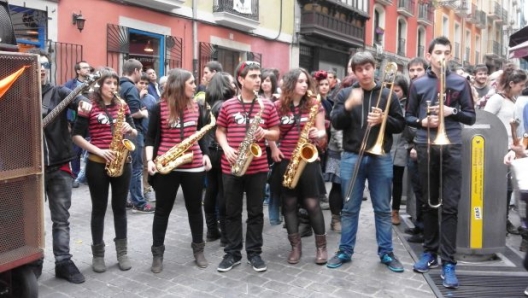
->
[282,91,320,189]
[231,94,264,176]
[106,92,136,177]
[154,108,216,174]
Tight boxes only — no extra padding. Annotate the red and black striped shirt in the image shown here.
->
[156,101,204,170]
[86,101,132,149]
[275,99,324,160]
[216,96,280,175]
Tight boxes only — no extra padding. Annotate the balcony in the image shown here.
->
[417,45,425,57]
[213,0,260,31]
[486,40,500,57]
[300,10,364,47]
[466,4,477,24]
[417,4,434,26]
[488,2,502,22]
[475,10,487,29]
[118,0,185,11]
[397,0,415,17]
[455,0,469,17]
[374,0,393,6]
[397,38,406,56]
[502,8,508,25]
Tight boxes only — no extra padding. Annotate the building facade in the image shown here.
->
[8,0,295,84]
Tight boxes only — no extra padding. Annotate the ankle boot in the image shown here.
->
[205,213,221,242]
[314,234,328,265]
[114,238,131,271]
[287,233,302,264]
[91,243,106,273]
[330,214,342,233]
[191,242,208,268]
[151,245,165,273]
[391,210,401,225]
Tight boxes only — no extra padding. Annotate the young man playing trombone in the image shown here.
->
[328,51,405,272]
[405,36,476,289]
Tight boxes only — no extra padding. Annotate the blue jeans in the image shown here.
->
[339,152,393,258]
[45,168,73,262]
[268,186,281,225]
[129,132,147,208]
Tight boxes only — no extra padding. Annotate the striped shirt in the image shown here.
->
[88,102,131,149]
[217,96,280,175]
[275,99,324,160]
[157,101,204,170]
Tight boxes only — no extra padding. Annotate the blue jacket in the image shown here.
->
[147,82,160,100]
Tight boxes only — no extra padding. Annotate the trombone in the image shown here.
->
[344,62,398,202]
[426,58,450,208]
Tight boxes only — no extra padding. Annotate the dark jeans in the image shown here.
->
[129,133,147,208]
[391,165,405,211]
[416,143,462,264]
[45,168,73,262]
[329,182,343,216]
[70,144,83,178]
[152,171,205,246]
[86,160,131,245]
[407,157,424,231]
[223,172,267,259]
[204,148,225,229]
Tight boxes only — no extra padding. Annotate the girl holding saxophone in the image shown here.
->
[72,68,137,273]
[269,68,328,265]
[145,68,212,273]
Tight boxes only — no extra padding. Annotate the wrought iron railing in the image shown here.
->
[418,4,434,23]
[397,0,415,14]
[213,0,259,21]
[418,45,424,57]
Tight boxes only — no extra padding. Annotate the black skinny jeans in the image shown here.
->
[416,143,462,264]
[391,165,405,211]
[329,182,343,216]
[86,160,131,245]
[203,148,225,227]
[152,171,205,246]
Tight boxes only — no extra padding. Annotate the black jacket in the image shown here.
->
[119,77,143,134]
[405,68,476,144]
[41,83,84,167]
[331,82,405,154]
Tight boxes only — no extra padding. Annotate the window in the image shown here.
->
[442,16,449,36]
[373,6,386,45]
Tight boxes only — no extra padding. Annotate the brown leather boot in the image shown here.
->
[391,210,401,225]
[287,233,302,264]
[314,234,327,265]
[191,242,208,268]
[330,214,342,233]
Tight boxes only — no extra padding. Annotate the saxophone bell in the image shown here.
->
[122,139,136,151]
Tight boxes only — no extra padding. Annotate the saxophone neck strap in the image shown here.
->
[239,95,256,131]
[290,103,302,132]
[179,109,185,141]
[102,103,115,134]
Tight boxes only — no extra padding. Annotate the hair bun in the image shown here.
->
[313,70,328,81]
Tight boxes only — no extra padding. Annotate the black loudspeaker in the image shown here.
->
[0,0,18,52]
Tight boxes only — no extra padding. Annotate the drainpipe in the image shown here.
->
[192,0,198,80]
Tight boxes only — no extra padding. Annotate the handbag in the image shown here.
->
[510,157,528,192]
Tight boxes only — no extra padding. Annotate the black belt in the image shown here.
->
[209,145,223,151]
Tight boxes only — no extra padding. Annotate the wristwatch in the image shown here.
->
[452,108,458,115]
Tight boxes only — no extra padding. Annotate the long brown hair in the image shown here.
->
[161,68,194,125]
[92,67,120,109]
[278,68,315,114]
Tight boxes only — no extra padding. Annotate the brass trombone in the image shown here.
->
[426,58,450,209]
[344,62,398,202]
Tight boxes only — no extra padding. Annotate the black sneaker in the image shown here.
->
[404,227,422,235]
[247,255,267,272]
[380,252,404,273]
[217,255,241,272]
[55,260,85,284]
[407,234,424,243]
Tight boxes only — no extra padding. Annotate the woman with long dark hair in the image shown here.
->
[145,68,212,273]
[270,68,328,265]
[72,68,137,273]
[203,72,236,245]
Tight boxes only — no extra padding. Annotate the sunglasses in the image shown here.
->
[40,62,51,70]
[237,61,260,77]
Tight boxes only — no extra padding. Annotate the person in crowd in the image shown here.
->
[406,36,476,289]
[328,51,405,272]
[269,68,328,265]
[259,69,282,225]
[64,60,92,188]
[203,72,237,245]
[389,75,410,226]
[145,68,212,272]
[29,48,89,284]
[195,61,224,104]
[137,72,159,201]
[159,75,168,94]
[484,64,527,235]
[215,61,280,272]
[72,68,137,273]
[403,57,428,244]
[326,70,340,102]
[472,64,489,99]
[146,68,161,100]
[476,69,502,109]
[119,59,154,213]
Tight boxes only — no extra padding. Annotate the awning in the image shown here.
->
[509,40,528,59]
[509,26,528,47]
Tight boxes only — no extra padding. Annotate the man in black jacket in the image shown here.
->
[28,48,90,284]
[405,36,476,289]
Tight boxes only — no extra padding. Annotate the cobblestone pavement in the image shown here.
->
[37,183,438,298]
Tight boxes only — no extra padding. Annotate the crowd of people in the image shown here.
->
[35,35,528,294]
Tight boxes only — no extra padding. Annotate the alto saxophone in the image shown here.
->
[231,94,264,176]
[282,91,320,189]
[106,92,136,177]
[154,108,216,174]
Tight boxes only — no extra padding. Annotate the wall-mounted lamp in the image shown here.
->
[144,40,154,53]
[72,12,86,32]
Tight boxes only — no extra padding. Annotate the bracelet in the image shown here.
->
[147,159,153,162]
